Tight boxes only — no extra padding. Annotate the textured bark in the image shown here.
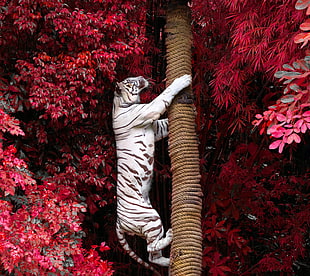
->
[165,1,202,275]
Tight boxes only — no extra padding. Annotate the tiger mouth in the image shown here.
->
[138,79,149,89]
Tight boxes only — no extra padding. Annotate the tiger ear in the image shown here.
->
[115,82,122,95]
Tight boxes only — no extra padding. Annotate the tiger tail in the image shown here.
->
[116,222,161,276]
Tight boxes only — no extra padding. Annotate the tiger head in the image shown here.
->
[116,76,149,105]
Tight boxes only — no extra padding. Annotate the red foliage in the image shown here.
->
[1,92,114,275]
[192,0,310,274]
[1,0,310,275]
[201,143,310,274]
[0,0,148,274]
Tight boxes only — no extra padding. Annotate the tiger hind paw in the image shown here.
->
[166,228,173,242]
[149,251,170,267]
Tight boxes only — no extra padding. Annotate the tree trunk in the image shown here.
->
[165,1,202,275]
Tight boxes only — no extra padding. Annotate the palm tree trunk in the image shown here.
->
[165,1,202,275]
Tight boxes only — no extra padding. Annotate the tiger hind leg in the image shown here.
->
[147,228,172,252]
[147,228,173,267]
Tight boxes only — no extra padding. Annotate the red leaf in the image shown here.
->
[99,242,110,252]
[294,32,310,47]
[300,19,310,31]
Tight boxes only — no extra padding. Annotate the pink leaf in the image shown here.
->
[279,141,285,153]
[302,110,310,116]
[301,123,307,133]
[295,119,304,128]
[287,133,301,144]
[276,114,286,122]
[272,131,284,138]
[293,133,301,143]
[255,114,262,119]
[284,129,293,136]
[269,140,282,150]
[268,124,285,135]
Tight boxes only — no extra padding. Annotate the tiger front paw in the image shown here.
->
[171,74,192,92]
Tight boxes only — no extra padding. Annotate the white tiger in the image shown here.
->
[113,74,191,272]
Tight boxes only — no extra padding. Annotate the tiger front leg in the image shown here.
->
[169,74,192,94]
[136,75,192,127]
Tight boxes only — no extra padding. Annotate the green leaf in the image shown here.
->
[274,71,301,79]
[282,64,294,71]
[289,84,301,92]
[280,95,295,103]
[295,0,310,10]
